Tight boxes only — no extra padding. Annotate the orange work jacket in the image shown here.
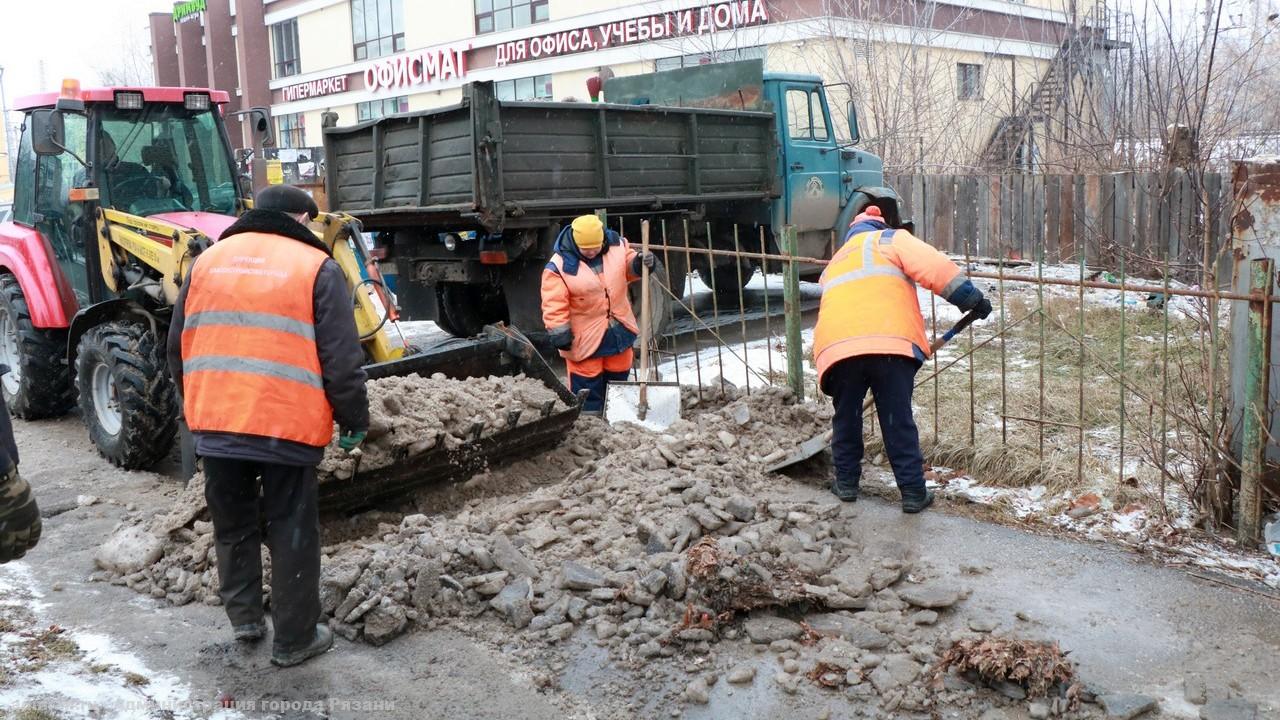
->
[540,239,640,362]
[180,232,334,447]
[813,226,965,387]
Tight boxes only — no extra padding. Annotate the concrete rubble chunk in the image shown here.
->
[499,498,561,522]
[490,577,534,629]
[898,583,963,609]
[685,677,711,704]
[522,523,561,549]
[815,639,861,670]
[491,533,540,579]
[362,600,408,646]
[562,560,607,590]
[95,525,164,575]
[743,615,804,644]
[726,664,756,684]
[1099,694,1158,720]
[1198,699,1259,720]
[725,495,756,522]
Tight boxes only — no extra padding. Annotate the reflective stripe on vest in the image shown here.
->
[181,232,334,447]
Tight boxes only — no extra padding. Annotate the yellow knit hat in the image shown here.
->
[571,215,604,250]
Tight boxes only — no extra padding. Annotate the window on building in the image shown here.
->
[654,45,765,72]
[357,96,409,121]
[785,89,828,142]
[475,0,548,34]
[276,113,305,148]
[352,0,405,60]
[272,19,300,78]
[957,63,983,100]
[495,74,552,101]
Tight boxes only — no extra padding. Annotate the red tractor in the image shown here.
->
[0,81,403,470]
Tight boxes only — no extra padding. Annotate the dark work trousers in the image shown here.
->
[824,354,926,495]
[202,456,321,652]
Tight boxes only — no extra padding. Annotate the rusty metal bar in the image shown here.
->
[661,219,681,389]
[998,250,1008,444]
[1077,230,1086,489]
[1238,257,1275,545]
[1160,255,1171,516]
[1118,245,1127,489]
[733,224,750,396]
[1002,414,1083,430]
[705,222,725,394]
[1037,242,1046,466]
[931,293,939,441]
[682,219,703,400]
[759,227,775,386]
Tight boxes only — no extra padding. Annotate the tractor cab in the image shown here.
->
[15,81,243,307]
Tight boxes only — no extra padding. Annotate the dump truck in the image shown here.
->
[0,81,579,499]
[323,59,905,339]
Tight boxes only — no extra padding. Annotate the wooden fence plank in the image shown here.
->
[976,175,992,256]
[955,175,979,256]
[1045,175,1061,262]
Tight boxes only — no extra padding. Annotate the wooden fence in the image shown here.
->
[884,172,1234,279]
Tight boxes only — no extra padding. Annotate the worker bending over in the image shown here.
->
[168,185,369,667]
[814,206,991,513]
[541,215,658,413]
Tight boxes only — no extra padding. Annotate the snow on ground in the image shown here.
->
[0,562,245,720]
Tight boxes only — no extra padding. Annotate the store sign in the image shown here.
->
[494,0,770,67]
[364,46,469,92]
[172,0,206,23]
[281,75,350,102]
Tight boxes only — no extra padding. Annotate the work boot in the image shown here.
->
[901,488,934,514]
[906,484,936,512]
[233,621,266,643]
[271,624,333,668]
[831,481,859,503]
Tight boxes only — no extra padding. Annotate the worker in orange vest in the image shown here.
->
[813,206,991,513]
[167,185,369,667]
[540,215,658,412]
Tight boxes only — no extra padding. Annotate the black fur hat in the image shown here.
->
[254,184,319,219]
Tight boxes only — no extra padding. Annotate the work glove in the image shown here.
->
[641,252,658,269]
[971,298,993,320]
[338,430,367,452]
[551,330,574,350]
[0,469,41,564]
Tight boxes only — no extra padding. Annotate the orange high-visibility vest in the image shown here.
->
[813,227,964,387]
[181,232,334,447]
[540,240,640,362]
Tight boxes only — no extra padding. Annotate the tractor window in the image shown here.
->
[97,105,238,218]
[11,121,35,226]
[33,113,90,304]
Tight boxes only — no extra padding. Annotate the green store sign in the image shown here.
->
[173,0,206,22]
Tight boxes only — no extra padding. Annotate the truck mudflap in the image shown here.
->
[318,325,582,512]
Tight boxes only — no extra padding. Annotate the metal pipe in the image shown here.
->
[733,224,750,396]
[1238,257,1274,546]
[682,219,703,401]
[704,221,725,394]
[782,225,804,401]
[759,227,775,385]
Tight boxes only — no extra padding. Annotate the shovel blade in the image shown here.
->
[604,382,682,431]
[766,429,833,472]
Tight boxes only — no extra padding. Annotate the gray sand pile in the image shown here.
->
[94,383,1086,716]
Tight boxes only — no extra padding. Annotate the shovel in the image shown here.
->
[766,308,984,472]
[605,220,681,430]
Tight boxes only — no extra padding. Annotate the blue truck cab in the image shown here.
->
[763,72,903,261]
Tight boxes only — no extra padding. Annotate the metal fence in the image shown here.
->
[619,163,1279,544]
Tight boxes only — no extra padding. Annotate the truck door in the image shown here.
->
[781,84,840,232]
[32,113,90,306]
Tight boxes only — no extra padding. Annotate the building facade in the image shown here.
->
[150,0,1123,170]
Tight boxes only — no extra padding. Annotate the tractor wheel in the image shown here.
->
[75,322,177,470]
[0,274,74,419]
[435,283,508,338]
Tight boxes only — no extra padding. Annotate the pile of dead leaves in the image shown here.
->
[684,537,826,614]
[931,637,1081,705]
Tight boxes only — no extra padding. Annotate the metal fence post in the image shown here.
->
[1238,257,1274,546]
[783,225,805,401]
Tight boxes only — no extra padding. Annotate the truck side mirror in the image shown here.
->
[846,101,860,145]
[31,109,66,156]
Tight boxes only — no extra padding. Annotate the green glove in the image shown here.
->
[338,430,367,452]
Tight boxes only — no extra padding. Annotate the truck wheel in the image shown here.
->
[0,274,74,419]
[628,263,675,340]
[75,323,177,470]
[700,261,755,307]
[436,283,508,338]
